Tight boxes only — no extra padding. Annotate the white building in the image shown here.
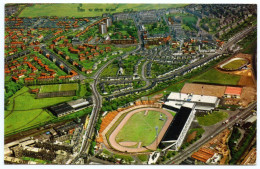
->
[164,92,220,111]
[99,22,107,34]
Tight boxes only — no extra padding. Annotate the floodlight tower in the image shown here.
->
[155,126,159,149]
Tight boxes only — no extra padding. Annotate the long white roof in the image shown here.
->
[167,92,218,104]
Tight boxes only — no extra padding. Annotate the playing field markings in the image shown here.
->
[138,142,142,148]
[138,112,153,129]
[144,110,148,116]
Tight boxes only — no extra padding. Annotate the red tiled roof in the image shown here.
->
[225,86,242,95]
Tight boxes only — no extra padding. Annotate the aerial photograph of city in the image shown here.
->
[3,2,257,166]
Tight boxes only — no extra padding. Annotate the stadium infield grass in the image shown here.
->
[197,111,229,126]
[222,60,247,70]
[115,110,168,147]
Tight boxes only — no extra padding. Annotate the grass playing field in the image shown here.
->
[115,110,168,147]
[19,3,187,17]
[191,68,241,85]
[196,111,229,126]
[39,83,78,93]
[222,59,247,70]
[4,86,74,136]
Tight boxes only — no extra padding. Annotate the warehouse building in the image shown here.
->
[48,99,92,117]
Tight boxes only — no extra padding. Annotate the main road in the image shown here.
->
[67,44,142,164]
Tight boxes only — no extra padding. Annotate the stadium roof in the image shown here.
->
[167,92,218,104]
[225,86,242,95]
[162,106,192,141]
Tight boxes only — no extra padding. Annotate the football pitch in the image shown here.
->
[39,83,78,93]
[115,110,167,147]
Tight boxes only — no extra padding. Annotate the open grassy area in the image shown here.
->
[101,63,119,77]
[39,83,78,93]
[19,3,187,17]
[188,128,205,136]
[4,109,54,135]
[191,68,241,85]
[113,153,134,162]
[197,111,229,126]
[222,60,247,70]
[22,157,51,164]
[4,86,74,135]
[115,110,169,147]
[6,87,73,111]
[137,154,148,162]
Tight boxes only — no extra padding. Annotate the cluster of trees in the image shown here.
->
[88,8,117,12]
[159,151,178,163]
[132,81,146,89]
[4,81,24,104]
[95,153,133,164]
[237,30,257,54]
[35,142,73,153]
[121,55,139,75]
[147,19,169,35]
[89,141,96,155]
[151,63,177,78]
[220,14,256,41]
[21,149,56,161]
[180,129,204,150]
[229,123,256,164]
[108,20,138,39]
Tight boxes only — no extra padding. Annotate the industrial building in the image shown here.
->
[164,92,220,111]
[48,99,92,117]
[161,102,196,151]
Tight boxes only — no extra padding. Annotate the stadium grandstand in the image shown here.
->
[161,102,196,151]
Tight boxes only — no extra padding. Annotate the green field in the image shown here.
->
[115,110,170,147]
[188,128,205,136]
[39,83,78,93]
[191,68,241,85]
[19,3,187,17]
[101,63,119,77]
[222,60,247,70]
[137,154,149,162]
[4,86,74,135]
[197,111,229,126]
